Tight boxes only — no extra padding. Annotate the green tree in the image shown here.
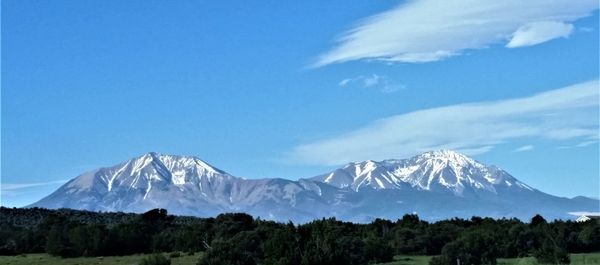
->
[262,225,300,265]
[364,236,394,263]
[578,223,600,252]
[533,236,570,264]
[198,230,261,265]
[392,227,424,254]
[431,230,498,265]
[46,224,74,257]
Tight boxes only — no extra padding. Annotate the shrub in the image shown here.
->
[364,236,394,263]
[431,230,498,265]
[429,256,450,265]
[139,253,171,265]
[534,238,570,264]
[0,240,17,256]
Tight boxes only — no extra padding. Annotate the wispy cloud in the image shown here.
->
[286,80,599,165]
[558,140,599,149]
[1,180,68,191]
[569,211,600,216]
[313,0,598,67]
[339,74,404,93]
[506,21,574,48]
[513,145,534,152]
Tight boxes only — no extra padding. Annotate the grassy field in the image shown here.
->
[378,255,432,265]
[497,253,600,265]
[377,253,600,265]
[0,252,598,265]
[0,252,202,265]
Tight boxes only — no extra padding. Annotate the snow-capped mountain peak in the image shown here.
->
[29,150,597,222]
[138,152,223,173]
[58,152,237,202]
[311,150,526,195]
[147,152,230,181]
[414,149,479,167]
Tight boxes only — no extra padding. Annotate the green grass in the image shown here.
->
[0,252,598,265]
[377,253,600,265]
[377,255,432,265]
[497,253,600,265]
[0,252,202,265]
[570,253,600,265]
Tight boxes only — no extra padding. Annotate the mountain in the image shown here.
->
[310,150,532,194]
[29,151,598,223]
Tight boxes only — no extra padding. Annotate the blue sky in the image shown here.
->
[1,0,599,207]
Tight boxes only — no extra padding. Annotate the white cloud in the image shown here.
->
[513,145,534,152]
[313,0,598,67]
[506,21,574,48]
[363,75,383,87]
[576,140,599,147]
[1,179,68,191]
[338,78,353,87]
[338,74,404,93]
[287,80,599,165]
[558,140,599,149]
[569,211,600,216]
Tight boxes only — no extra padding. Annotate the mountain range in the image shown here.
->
[29,150,598,223]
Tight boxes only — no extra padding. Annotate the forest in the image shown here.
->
[1,207,598,265]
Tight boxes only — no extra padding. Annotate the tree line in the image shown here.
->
[1,207,598,265]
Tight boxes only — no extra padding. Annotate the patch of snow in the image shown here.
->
[375,178,384,188]
[515,181,534,191]
[172,170,186,185]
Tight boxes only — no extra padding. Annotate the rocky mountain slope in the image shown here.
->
[29,151,599,223]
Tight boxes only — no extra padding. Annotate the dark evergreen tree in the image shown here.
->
[1,207,599,264]
[431,230,498,265]
[364,236,394,263]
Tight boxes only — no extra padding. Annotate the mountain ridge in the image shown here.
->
[309,149,531,195]
[29,150,599,223]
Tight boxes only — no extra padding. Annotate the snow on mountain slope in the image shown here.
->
[47,152,238,202]
[29,150,597,222]
[310,150,533,195]
[30,152,338,222]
